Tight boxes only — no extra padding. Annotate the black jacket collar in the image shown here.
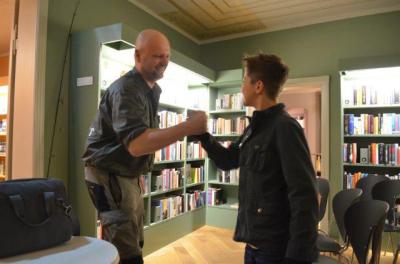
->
[251,103,285,126]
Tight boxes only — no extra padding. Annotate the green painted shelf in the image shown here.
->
[343,163,400,168]
[150,186,185,196]
[208,180,239,186]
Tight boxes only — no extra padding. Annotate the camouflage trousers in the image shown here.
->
[85,166,144,260]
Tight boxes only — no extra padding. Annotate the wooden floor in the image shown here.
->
[144,225,396,264]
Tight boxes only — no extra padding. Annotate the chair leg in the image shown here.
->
[389,232,394,254]
[393,244,399,264]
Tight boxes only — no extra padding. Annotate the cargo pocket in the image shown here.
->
[85,181,110,212]
[100,210,141,258]
[108,173,122,208]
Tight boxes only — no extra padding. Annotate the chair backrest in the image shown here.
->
[345,200,389,264]
[332,188,363,241]
[316,177,330,222]
[355,174,389,201]
[372,180,400,225]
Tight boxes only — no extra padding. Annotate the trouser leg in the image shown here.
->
[85,166,144,260]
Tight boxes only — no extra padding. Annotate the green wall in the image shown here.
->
[45,0,400,243]
[199,11,400,235]
[45,0,201,187]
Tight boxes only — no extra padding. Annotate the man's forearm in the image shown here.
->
[128,122,189,157]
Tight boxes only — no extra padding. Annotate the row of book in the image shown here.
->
[150,191,206,223]
[186,142,206,159]
[343,143,400,165]
[158,110,184,129]
[218,168,240,183]
[344,172,400,189]
[209,117,248,135]
[344,113,400,135]
[154,141,184,162]
[142,166,205,194]
[342,85,400,106]
[151,168,184,192]
[151,195,184,223]
[143,175,150,195]
[185,164,205,185]
[0,119,6,133]
[185,190,206,212]
[215,93,244,110]
[206,187,225,206]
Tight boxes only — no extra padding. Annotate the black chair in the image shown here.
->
[355,174,389,201]
[372,179,400,260]
[317,177,329,223]
[345,200,389,264]
[317,188,363,259]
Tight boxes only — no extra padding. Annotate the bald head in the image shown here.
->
[134,29,170,86]
[135,29,169,51]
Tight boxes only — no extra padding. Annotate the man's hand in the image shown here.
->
[184,110,208,135]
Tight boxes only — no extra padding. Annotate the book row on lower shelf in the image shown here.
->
[343,142,400,165]
[344,113,400,135]
[149,185,239,224]
[151,190,206,223]
[344,171,400,189]
[142,165,205,195]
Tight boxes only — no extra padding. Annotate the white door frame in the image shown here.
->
[10,0,47,178]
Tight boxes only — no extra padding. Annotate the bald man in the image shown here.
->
[82,29,207,264]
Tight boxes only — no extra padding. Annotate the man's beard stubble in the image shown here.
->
[144,64,167,82]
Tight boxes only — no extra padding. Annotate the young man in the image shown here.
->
[197,54,318,264]
[82,29,207,264]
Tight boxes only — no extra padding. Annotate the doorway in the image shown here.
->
[281,76,330,232]
[0,0,15,180]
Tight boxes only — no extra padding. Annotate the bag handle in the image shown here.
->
[9,192,57,227]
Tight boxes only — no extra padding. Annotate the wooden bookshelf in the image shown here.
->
[208,180,239,186]
[150,186,184,197]
[153,160,184,165]
[341,67,400,189]
[204,78,245,222]
[212,134,241,138]
[209,109,246,114]
[344,134,400,138]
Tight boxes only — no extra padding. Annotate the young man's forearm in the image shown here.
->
[128,122,190,157]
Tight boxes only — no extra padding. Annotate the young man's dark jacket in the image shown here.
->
[197,103,318,262]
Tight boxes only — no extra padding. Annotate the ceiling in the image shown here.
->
[0,0,12,56]
[129,0,400,44]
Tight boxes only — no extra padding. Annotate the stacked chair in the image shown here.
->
[344,200,389,263]
[315,175,392,263]
[371,179,400,264]
[316,188,363,262]
[355,174,389,201]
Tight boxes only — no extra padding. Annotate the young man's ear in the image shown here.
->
[255,80,265,95]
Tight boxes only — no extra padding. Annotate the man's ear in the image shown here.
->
[255,80,265,95]
[134,50,141,63]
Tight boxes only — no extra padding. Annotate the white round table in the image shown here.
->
[0,236,119,264]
